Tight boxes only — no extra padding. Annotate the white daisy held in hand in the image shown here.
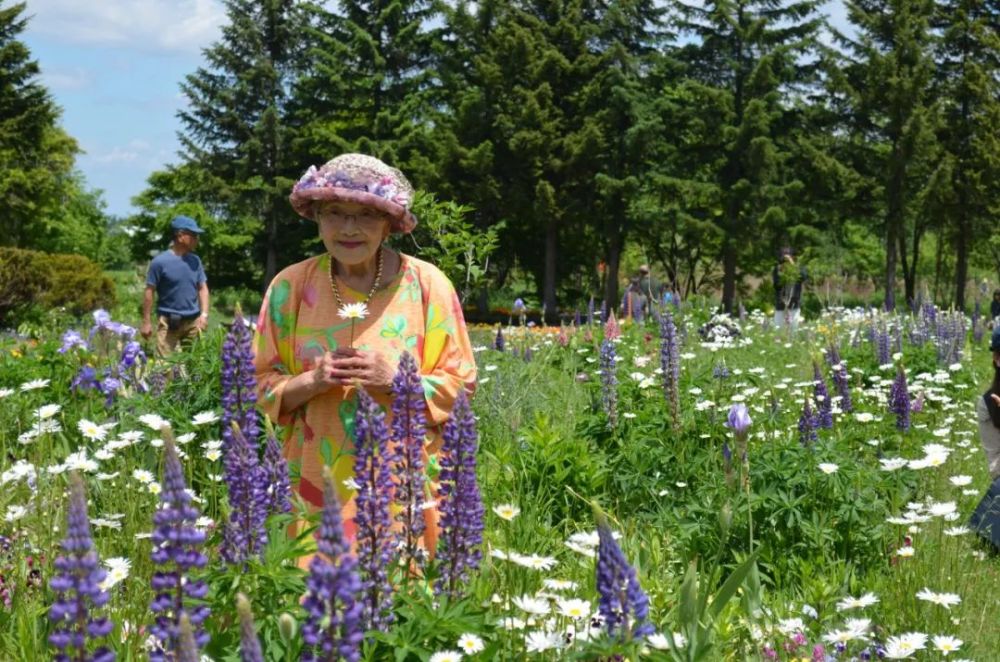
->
[338,301,369,347]
[338,302,369,320]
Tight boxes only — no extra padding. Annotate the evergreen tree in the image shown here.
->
[175,0,311,287]
[835,0,939,309]
[0,1,80,248]
[929,0,1000,310]
[295,0,441,183]
[670,0,826,313]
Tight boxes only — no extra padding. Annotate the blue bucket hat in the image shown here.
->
[991,326,1000,352]
[170,215,205,234]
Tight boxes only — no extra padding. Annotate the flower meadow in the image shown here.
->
[2,302,1000,660]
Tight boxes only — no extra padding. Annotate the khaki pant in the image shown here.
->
[976,396,1000,480]
[156,315,201,357]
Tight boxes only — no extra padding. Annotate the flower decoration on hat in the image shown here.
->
[289,153,417,234]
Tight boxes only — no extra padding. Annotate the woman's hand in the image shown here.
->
[310,351,345,393]
[991,393,1000,407]
[328,348,396,392]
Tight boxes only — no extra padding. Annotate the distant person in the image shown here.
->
[991,289,1000,322]
[977,327,1000,479]
[141,215,210,356]
[772,247,806,331]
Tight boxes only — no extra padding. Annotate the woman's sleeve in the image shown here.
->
[254,274,299,426]
[418,269,478,427]
[977,396,1000,479]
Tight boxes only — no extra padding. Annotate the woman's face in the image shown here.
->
[316,201,391,267]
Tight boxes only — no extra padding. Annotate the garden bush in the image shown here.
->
[0,247,115,324]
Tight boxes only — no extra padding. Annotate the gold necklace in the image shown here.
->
[329,245,384,308]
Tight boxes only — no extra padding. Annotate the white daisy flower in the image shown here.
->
[456,633,484,654]
[428,651,463,662]
[0,387,14,398]
[542,579,578,591]
[836,593,879,611]
[337,302,369,320]
[818,463,839,474]
[512,594,550,616]
[77,419,108,441]
[916,588,961,609]
[4,505,27,522]
[20,378,50,391]
[34,404,61,419]
[138,413,171,431]
[191,411,220,426]
[492,504,520,521]
[556,598,591,619]
[884,632,928,658]
[932,634,962,655]
[99,557,131,590]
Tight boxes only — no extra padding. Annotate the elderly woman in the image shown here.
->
[253,153,477,554]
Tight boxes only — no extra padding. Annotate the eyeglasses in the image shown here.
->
[316,206,387,227]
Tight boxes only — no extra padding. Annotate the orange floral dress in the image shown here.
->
[253,253,477,548]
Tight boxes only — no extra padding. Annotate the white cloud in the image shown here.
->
[87,139,153,165]
[40,67,93,91]
[24,0,225,54]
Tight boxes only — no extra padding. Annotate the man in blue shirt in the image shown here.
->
[140,216,210,355]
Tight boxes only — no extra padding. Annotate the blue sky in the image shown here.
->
[22,0,850,219]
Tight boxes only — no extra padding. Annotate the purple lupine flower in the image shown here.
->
[725,403,752,436]
[351,388,396,630]
[875,325,891,366]
[220,423,269,565]
[98,374,120,408]
[713,362,730,380]
[722,442,734,487]
[149,434,210,660]
[826,344,841,368]
[888,364,911,431]
[911,391,924,413]
[831,362,853,413]
[599,340,618,429]
[494,326,505,352]
[262,432,292,516]
[221,312,259,465]
[118,340,148,394]
[595,510,654,641]
[236,594,264,662]
[813,363,833,429]
[588,296,595,325]
[436,391,485,599]
[574,309,582,327]
[59,329,89,354]
[71,366,101,393]
[302,471,363,662]
[390,352,427,568]
[659,310,680,427]
[798,399,818,446]
[48,473,115,662]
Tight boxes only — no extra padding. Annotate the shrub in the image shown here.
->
[0,247,116,323]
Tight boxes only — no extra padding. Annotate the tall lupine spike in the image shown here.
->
[588,296,595,326]
[798,399,818,446]
[889,364,911,431]
[236,594,264,662]
[574,309,582,328]
[262,419,292,516]
[389,352,427,570]
[149,430,210,660]
[876,324,891,366]
[812,362,833,429]
[604,311,621,340]
[658,310,680,427]
[221,309,259,477]
[594,507,654,641]
[48,473,115,662]
[352,387,396,630]
[435,391,485,599]
[599,340,618,430]
[493,326,505,352]
[302,470,363,662]
[832,360,853,413]
[220,422,269,564]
